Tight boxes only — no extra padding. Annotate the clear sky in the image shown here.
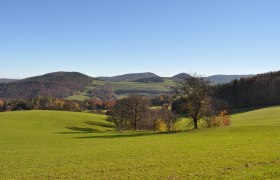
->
[1,0,280,78]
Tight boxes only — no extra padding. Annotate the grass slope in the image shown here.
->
[1,107,280,179]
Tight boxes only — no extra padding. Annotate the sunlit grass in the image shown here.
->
[1,107,280,179]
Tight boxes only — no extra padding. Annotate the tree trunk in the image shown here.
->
[194,118,198,129]
[134,117,137,131]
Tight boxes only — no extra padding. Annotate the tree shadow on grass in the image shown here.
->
[84,121,116,128]
[76,131,180,139]
[57,126,105,134]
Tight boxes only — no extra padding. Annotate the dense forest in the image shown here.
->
[0,96,115,112]
[215,71,280,108]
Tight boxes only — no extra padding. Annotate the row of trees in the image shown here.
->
[109,76,231,131]
[108,94,177,131]
[0,96,115,112]
[0,75,231,131]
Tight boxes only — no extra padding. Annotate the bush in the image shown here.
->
[206,110,231,128]
[156,120,167,131]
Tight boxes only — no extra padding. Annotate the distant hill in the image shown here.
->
[97,72,160,82]
[172,73,192,81]
[0,72,93,100]
[0,71,256,101]
[171,73,253,84]
[206,75,254,84]
[0,79,18,83]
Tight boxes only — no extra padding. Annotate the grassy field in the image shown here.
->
[1,107,280,179]
[67,79,176,100]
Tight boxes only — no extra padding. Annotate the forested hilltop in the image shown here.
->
[0,72,93,100]
[215,71,280,108]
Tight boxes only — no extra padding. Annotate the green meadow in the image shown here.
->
[1,107,280,179]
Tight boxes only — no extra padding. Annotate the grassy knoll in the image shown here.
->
[1,107,280,179]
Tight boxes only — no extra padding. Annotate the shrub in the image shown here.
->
[206,110,231,128]
[156,120,167,131]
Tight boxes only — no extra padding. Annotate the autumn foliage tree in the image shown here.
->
[205,110,231,128]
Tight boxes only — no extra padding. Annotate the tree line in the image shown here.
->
[107,94,178,131]
[214,71,280,108]
[108,76,231,131]
[0,96,115,112]
[0,75,232,131]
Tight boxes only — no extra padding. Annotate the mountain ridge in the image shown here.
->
[0,79,19,84]
[0,71,255,101]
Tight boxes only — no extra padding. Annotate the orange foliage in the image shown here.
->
[207,110,231,128]
[156,119,167,131]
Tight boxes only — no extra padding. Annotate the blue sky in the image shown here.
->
[1,0,280,78]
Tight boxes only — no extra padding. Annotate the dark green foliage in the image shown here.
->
[215,71,280,108]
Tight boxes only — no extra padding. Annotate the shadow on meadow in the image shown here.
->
[84,121,115,128]
[58,126,105,134]
[76,131,181,139]
[58,120,115,134]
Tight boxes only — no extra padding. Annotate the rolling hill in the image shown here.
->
[0,71,254,101]
[1,107,280,179]
[99,72,252,84]
[0,72,93,100]
[171,73,192,81]
[97,72,161,82]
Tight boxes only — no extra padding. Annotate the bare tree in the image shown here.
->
[160,104,178,131]
[146,109,160,131]
[108,98,131,131]
[127,94,150,131]
[174,75,210,129]
[109,94,149,131]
